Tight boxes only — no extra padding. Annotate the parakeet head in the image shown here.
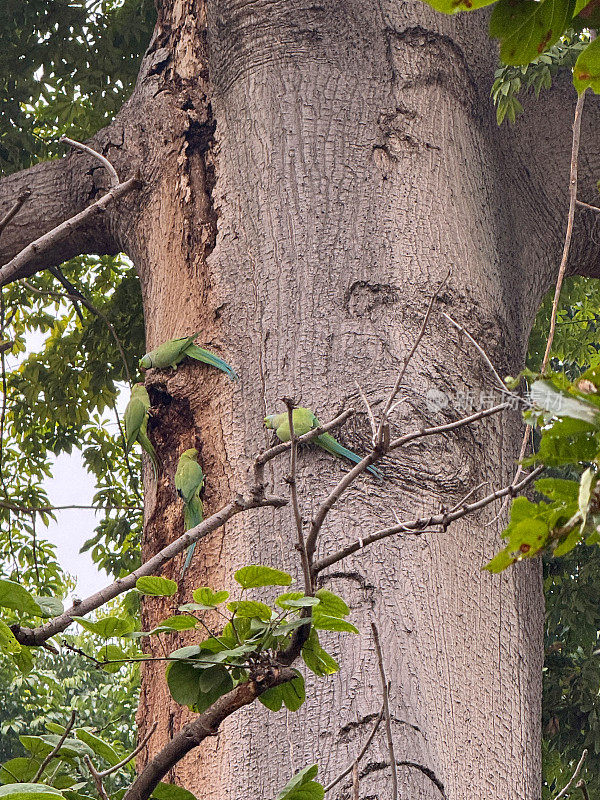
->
[264,415,276,429]
[139,354,152,370]
[182,448,198,459]
[133,382,146,393]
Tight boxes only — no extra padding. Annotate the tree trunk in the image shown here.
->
[3,0,600,798]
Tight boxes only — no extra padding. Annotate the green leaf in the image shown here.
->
[274,765,324,800]
[72,616,134,638]
[32,597,64,618]
[312,616,358,633]
[97,644,131,672]
[258,685,283,711]
[192,588,229,607]
[165,661,202,708]
[301,629,340,676]
[153,616,198,632]
[11,646,35,674]
[553,525,583,557]
[314,590,349,618]
[19,736,94,760]
[0,580,42,617]
[151,784,199,800]
[535,477,581,503]
[227,601,273,621]
[193,669,233,714]
[420,0,498,14]
[234,566,293,589]
[280,676,306,712]
[135,577,178,597]
[574,36,600,93]
[490,0,574,66]
[276,593,319,610]
[0,621,21,654]
[0,760,42,785]
[0,786,63,800]
[75,730,121,767]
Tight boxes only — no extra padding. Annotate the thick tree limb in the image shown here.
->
[0,175,140,288]
[122,666,297,800]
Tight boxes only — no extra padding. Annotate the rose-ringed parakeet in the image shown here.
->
[124,383,159,479]
[139,333,238,381]
[264,407,382,479]
[175,448,205,575]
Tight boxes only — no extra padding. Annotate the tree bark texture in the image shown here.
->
[2,1,600,798]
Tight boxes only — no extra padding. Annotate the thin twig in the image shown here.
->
[0,175,140,288]
[60,136,120,187]
[314,466,544,573]
[284,398,312,594]
[324,706,384,792]
[355,381,377,443]
[84,756,110,800]
[576,199,600,213]
[33,710,76,782]
[371,623,397,800]
[96,721,158,777]
[389,403,510,450]
[376,270,450,446]
[0,500,141,513]
[542,90,587,372]
[553,750,587,800]
[0,190,31,238]
[442,312,507,392]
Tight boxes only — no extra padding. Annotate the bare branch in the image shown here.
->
[389,403,510,451]
[314,466,544,573]
[122,666,297,800]
[355,380,377,443]
[352,762,359,800]
[442,312,507,392]
[97,722,158,778]
[33,710,77,782]
[324,706,384,793]
[376,269,450,446]
[12,492,286,646]
[371,623,398,800]
[0,190,31,238]
[60,136,120,188]
[576,199,600,213]
[553,750,587,800]
[85,756,110,800]
[542,90,587,372]
[0,500,141,514]
[0,175,140,288]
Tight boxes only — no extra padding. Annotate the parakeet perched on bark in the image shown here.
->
[124,383,159,479]
[264,407,382,479]
[175,448,205,575]
[139,333,238,380]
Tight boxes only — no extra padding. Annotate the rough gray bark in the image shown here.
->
[1,1,600,798]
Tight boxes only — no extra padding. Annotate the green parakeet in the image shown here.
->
[175,448,205,575]
[264,407,382,479]
[124,383,159,479]
[139,333,237,380]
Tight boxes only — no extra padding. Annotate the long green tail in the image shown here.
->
[184,344,238,381]
[316,433,382,479]
[137,430,159,480]
[182,497,204,576]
